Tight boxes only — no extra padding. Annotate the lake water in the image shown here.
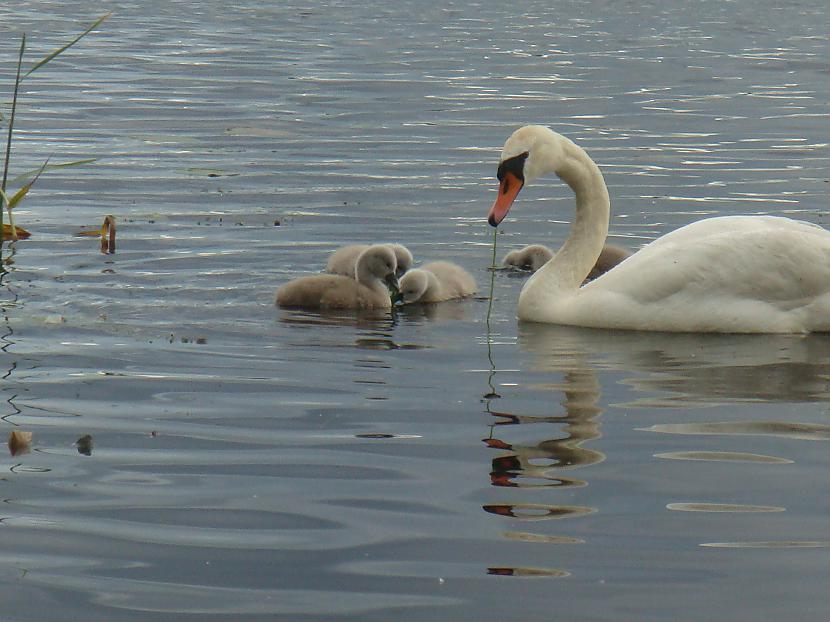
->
[2,0,830,619]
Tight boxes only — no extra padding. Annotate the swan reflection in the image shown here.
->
[485,367,605,491]
[481,323,830,574]
[481,336,602,577]
[518,324,830,403]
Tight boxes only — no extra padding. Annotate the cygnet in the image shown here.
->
[502,243,631,281]
[277,245,399,309]
[326,243,413,278]
[398,261,477,304]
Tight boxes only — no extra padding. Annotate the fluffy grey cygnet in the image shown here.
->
[277,245,399,309]
[398,261,477,304]
[502,244,553,272]
[326,243,413,279]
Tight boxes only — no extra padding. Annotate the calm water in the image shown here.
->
[2,0,830,619]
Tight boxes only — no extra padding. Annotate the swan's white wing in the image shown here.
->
[587,216,830,300]
[568,216,830,332]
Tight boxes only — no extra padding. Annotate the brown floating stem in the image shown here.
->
[101,214,116,253]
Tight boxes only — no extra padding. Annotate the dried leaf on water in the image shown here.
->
[101,214,116,253]
[8,429,32,456]
[75,215,116,253]
[2,224,31,240]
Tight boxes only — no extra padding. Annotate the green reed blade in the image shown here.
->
[1,34,26,238]
[24,13,110,78]
[10,158,97,185]
[5,158,49,214]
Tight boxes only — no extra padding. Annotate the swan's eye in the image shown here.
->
[497,151,529,182]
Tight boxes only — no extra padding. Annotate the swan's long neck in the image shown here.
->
[522,135,610,301]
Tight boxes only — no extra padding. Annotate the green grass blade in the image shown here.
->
[2,34,26,239]
[6,184,32,210]
[7,158,50,211]
[0,188,9,209]
[24,13,110,78]
[2,35,25,194]
[9,158,97,185]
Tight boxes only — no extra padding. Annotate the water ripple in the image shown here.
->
[640,421,830,440]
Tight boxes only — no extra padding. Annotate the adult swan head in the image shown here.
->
[487,125,830,333]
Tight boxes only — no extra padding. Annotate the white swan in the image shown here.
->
[277,245,398,309]
[488,125,830,333]
[503,243,631,280]
[326,243,413,278]
[398,261,477,304]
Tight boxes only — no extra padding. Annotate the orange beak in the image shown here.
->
[488,171,523,227]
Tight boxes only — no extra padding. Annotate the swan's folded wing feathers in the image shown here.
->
[587,218,830,308]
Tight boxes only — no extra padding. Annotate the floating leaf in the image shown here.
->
[24,13,111,78]
[74,228,101,237]
[8,429,32,456]
[75,215,116,252]
[2,223,31,240]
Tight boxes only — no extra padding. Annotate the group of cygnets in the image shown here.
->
[277,236,631,309]
[276,240,630,310]
[276,243,478,309]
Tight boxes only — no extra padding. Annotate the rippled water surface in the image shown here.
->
[2,1,830,619]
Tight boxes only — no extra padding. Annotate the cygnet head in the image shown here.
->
[488,125,566,227]
[387,243,414,278]
[356,245,399,292]
[396,269,432,304]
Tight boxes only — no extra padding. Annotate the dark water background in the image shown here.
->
[1,1,830,619]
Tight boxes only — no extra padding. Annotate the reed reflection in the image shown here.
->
[485,368,605,489]
[0,254,20,427]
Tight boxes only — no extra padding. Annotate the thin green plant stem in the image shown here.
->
[2,35,26,240]
[485,226,498,324]
[484,227,500,399]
